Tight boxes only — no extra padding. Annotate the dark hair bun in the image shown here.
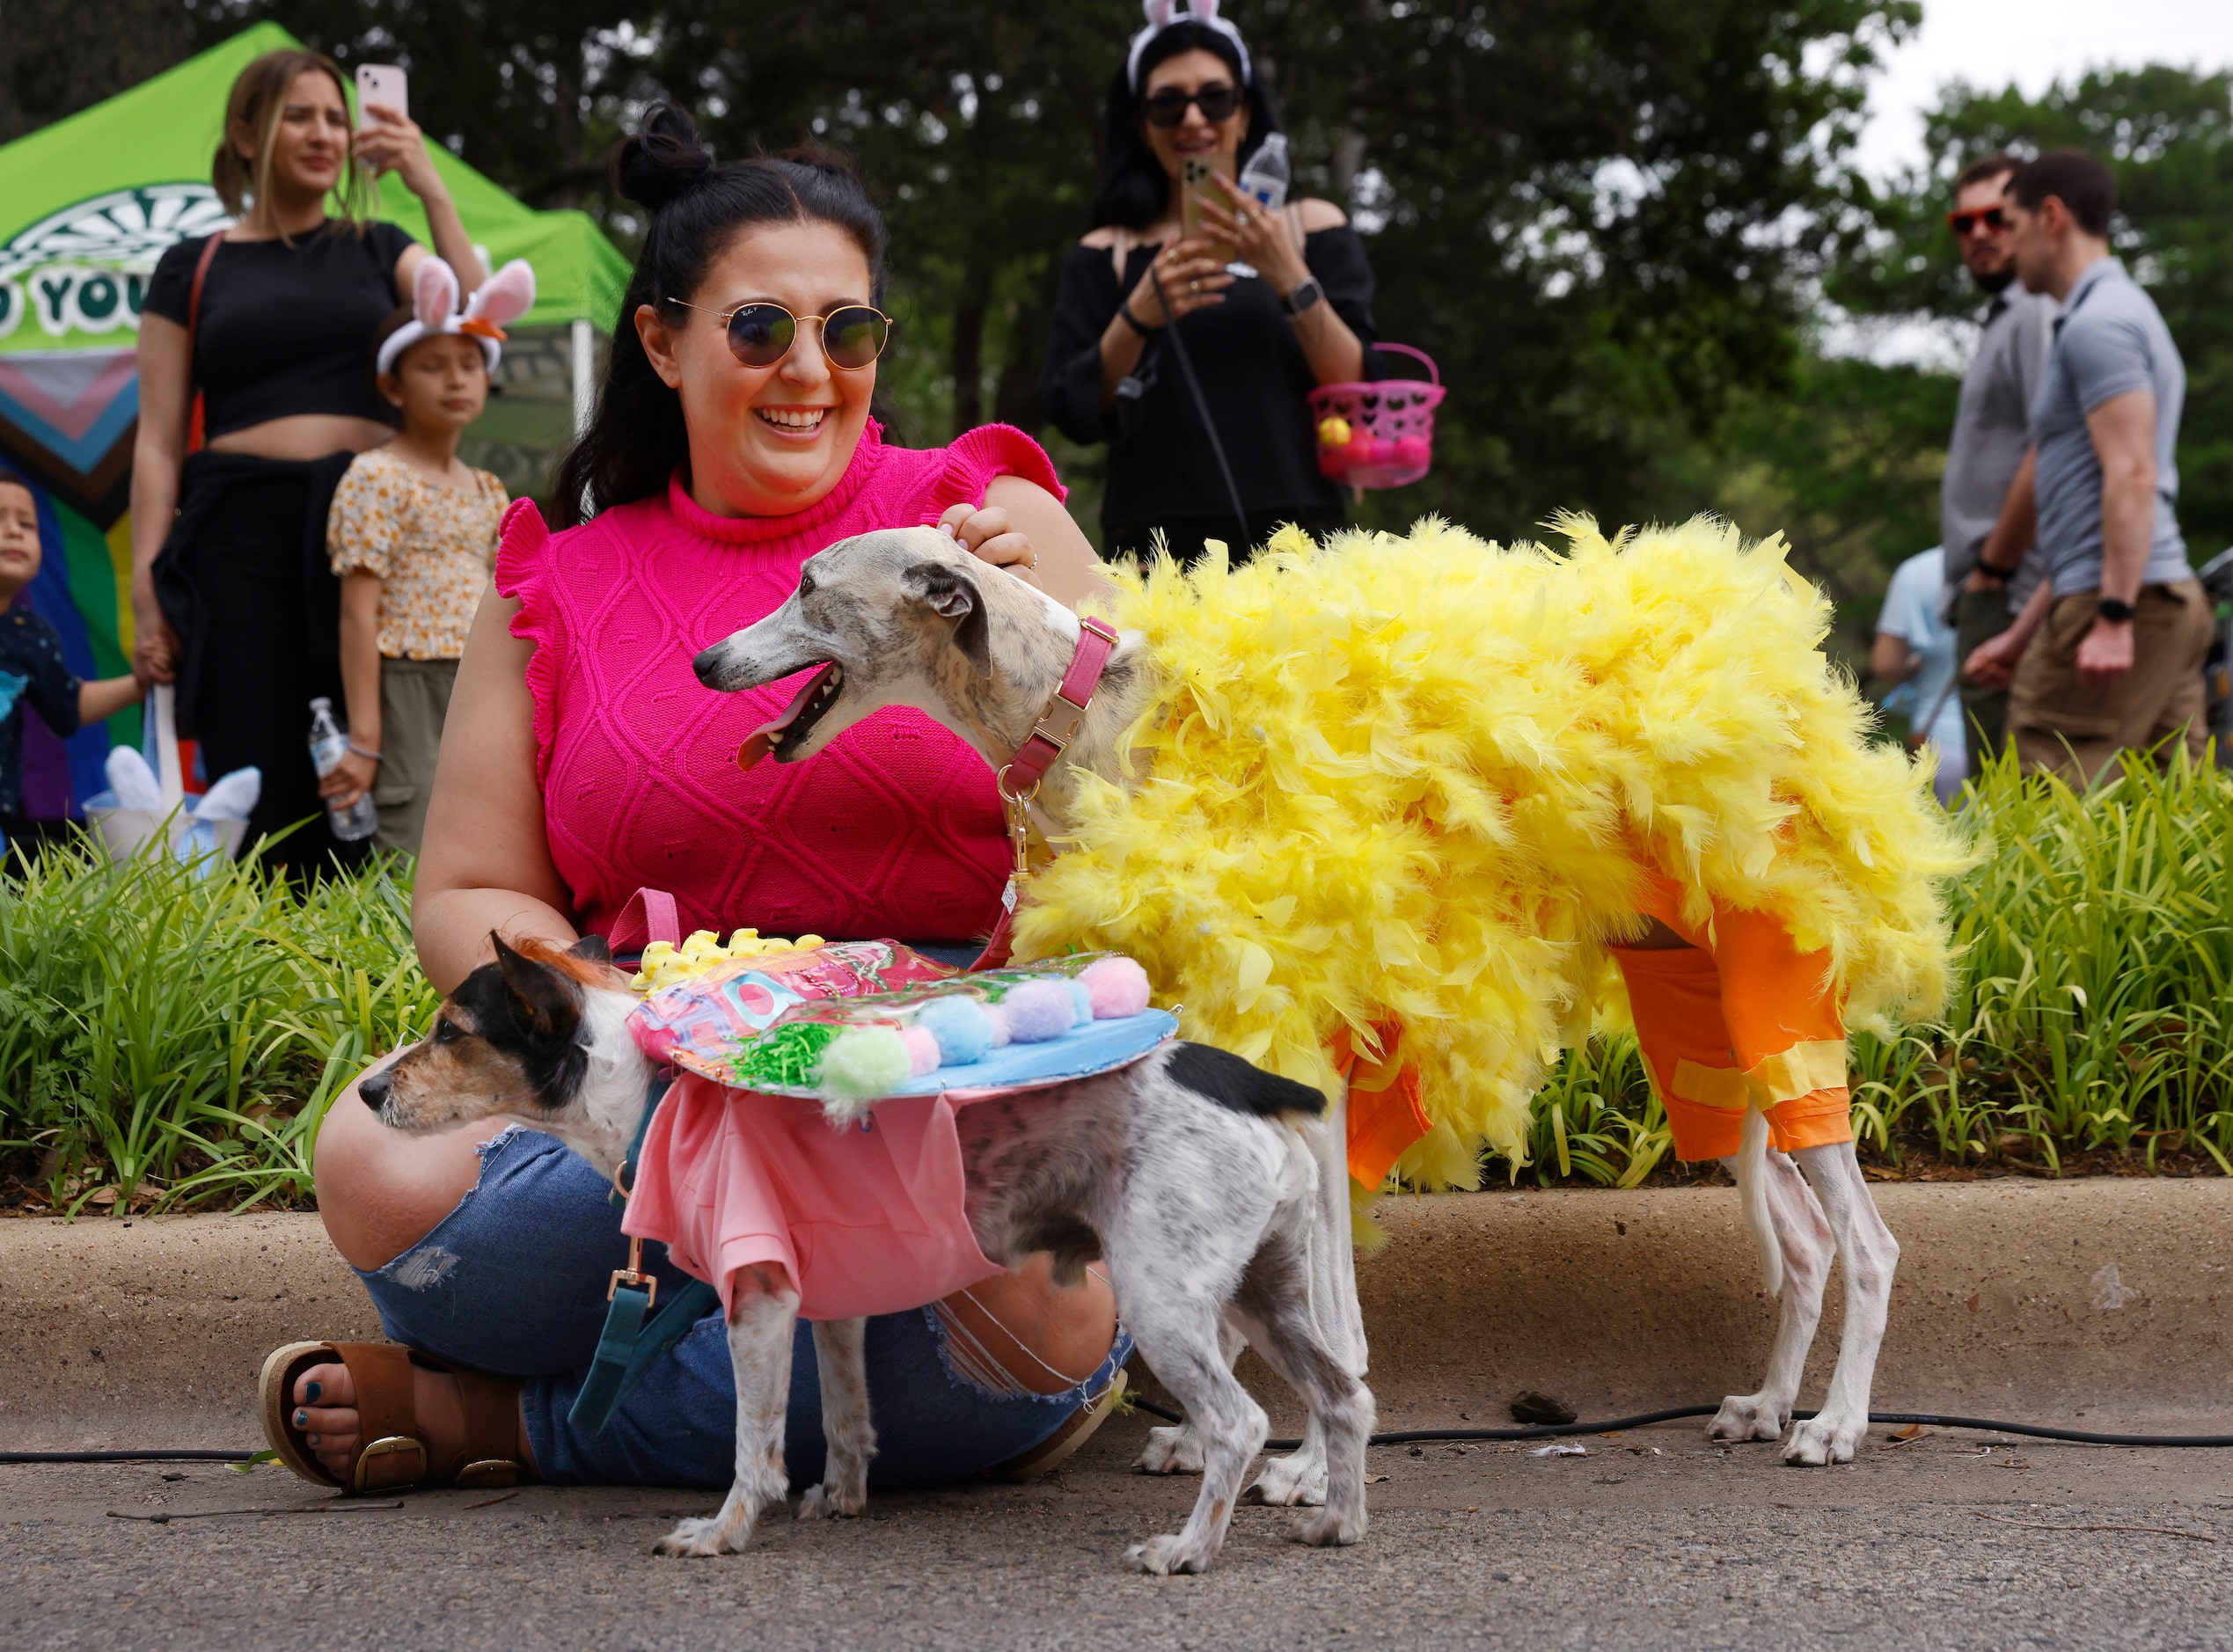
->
[616,102,713,211]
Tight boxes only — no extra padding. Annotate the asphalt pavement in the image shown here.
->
[9,1409,2230,1649]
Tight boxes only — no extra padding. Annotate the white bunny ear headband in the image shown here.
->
[376,256,538,378]
[1126,0,1250,91]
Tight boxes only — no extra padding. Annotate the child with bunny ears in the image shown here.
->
[325,257,534,853]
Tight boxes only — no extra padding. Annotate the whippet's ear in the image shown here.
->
[904,561,991,676]
[492,933,582,1041]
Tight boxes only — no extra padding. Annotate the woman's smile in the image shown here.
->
[755,406,831,436]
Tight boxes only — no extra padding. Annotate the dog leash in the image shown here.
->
[971,617,1122,971]
[568,1076,722,1434]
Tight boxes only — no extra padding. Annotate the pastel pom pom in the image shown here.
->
[1080,955,1152,1020]
[818,1026,912,1102]
[900,1024,941,1077]
[1002,979,1076,1043]
[1065,978,1095,1024]
[983,1003,1013,1048]
[916,996,995,1065]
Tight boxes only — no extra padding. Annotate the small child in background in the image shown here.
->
[325,257,534,854]
[0,473,149,853]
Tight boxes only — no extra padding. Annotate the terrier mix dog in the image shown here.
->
[692,523,1942,1484]
[365,934,1374,1574]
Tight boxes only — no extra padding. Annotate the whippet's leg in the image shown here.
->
[1783,1141,1899,1466]
[797,1316,875,1519]
[1136,1315,1243,1476]
[1245,1090,1363,1508]
[1228,1234,1374,1549]
[1710,1111,1835,1444]
[655,1263,800,1558]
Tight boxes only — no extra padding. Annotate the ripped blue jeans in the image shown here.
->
[356,1124,1133,1488]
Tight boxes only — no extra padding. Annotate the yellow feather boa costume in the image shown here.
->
[1007,515,1972,1193]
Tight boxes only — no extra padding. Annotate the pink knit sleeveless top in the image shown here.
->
[495,422,1063,944]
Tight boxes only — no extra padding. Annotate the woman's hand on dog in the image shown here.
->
[940,501,1043,590]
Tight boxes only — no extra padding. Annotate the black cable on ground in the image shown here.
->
[1,1450,261,1464]
[1124,1399,2233,1452]
[11,1406,2232,1467]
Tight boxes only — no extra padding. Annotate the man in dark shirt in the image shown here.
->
[1938,155,2056,765]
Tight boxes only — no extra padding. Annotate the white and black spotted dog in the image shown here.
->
[363,934,1373,1574]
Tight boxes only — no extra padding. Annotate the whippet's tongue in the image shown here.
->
[735,663,837,772]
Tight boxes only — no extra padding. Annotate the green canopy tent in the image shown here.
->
[0,21,626,821]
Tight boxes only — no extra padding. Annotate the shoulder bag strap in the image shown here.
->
[182,230,224,456]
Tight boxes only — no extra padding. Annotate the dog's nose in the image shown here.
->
[692,644,729,689]
[360,1070,392,1110]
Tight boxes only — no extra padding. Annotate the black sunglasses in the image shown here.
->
[668,299,894,370]
[1945,206,2010,238]
[1143,84,1241,128]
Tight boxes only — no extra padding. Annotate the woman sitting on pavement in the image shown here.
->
[262,106,1129,1495]
[1039,1,1385,565]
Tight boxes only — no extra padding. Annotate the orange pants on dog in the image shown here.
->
[1611,881,1851,1162]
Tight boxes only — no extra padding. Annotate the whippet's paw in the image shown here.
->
[1244,1450,1328,1507]
[1783,1412,1864,1466]
[1291,1503,1367,1548]
[796,1481,866,1520]
[1125,1532,1214,1575]
[1134,1423,1205,1476]
[1708,1393,1789,1444]
[654,1513,750,1558]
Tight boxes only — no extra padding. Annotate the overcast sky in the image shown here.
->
[1854,0,2233,181]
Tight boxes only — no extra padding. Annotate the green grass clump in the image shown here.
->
[0,834,434,1214]
[5,745,2229,1212]
[1482,746,2233,1187]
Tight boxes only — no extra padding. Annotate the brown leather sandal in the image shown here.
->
[259,1341,527,1494]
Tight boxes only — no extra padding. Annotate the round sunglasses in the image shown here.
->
[668,298,894,371]
[1945,206,2009,238]
[1143,83,1240,128]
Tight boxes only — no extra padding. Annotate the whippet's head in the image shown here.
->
[693,526,1099,772]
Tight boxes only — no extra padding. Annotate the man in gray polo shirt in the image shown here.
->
[1938,154,2056,764]
[1969,150,2210,785]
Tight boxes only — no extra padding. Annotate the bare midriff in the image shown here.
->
[207,413,398,462]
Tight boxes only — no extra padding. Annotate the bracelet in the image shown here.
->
[347,742,383,763]
[1117,303,1160,337]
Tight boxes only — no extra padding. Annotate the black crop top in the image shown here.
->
[144,222,414,438]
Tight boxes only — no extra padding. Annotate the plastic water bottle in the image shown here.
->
[1237,132,1291,212]
[308,697,378,842]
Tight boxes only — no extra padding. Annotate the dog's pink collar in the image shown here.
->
[997,616,1121,800]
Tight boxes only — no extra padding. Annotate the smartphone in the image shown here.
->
[355,63,408,129]
[1180,155,1236,264]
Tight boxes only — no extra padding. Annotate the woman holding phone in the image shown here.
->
[1040,1,1385,566]
[132,48,480,876]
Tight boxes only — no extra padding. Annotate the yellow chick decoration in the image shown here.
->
[631,928,824,995]
[1316,415,1352,449]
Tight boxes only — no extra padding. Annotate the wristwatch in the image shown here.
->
[1281,275,1324,318]
[2097,596,2136,623]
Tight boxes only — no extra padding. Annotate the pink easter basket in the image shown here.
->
[1307,343,1446,490]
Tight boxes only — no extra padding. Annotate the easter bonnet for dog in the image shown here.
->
[625,936,1173,1109]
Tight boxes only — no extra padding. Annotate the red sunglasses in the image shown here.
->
[1945,206,2010,237]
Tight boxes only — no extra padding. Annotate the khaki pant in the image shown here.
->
[373,656,459,855]
[2010,581,2212,787]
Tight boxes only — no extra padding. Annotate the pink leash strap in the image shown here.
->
[971,617,1122,972]
[604,888,683,958]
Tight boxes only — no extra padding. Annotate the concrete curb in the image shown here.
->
[4,1180,2229,1450]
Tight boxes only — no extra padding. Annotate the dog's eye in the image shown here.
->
[797,570,816,598]
[432,1018,460,1044]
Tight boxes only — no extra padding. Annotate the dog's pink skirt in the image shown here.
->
[620,1073,1002,1322]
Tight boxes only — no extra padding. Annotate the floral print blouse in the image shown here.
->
[326,446,507,660]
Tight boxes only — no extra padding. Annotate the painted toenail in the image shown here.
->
[295,1409,309,1428]
[305,1381,322,1401]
